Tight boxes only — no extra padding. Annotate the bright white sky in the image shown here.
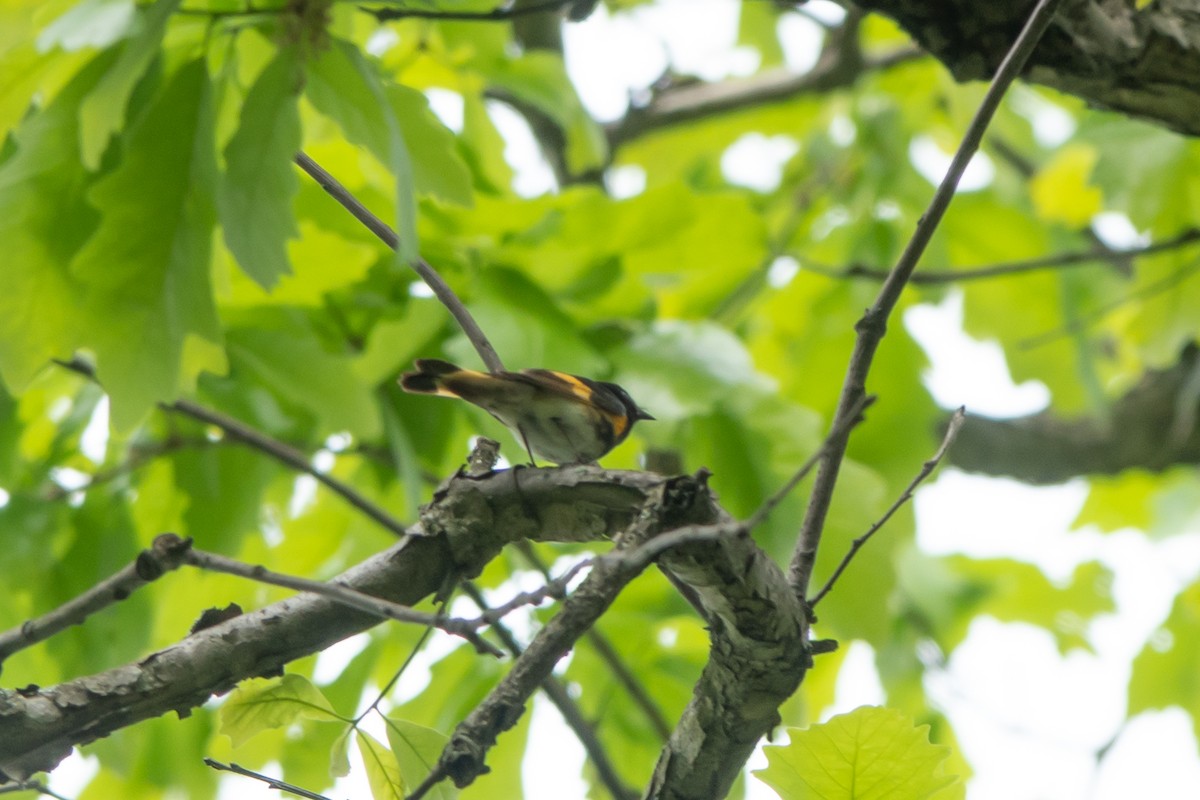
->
[42,2,1200,799]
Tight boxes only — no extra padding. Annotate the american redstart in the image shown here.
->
[400,359,654,465]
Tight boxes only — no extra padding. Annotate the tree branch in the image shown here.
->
[946,343,1200,483]
[810,407,965,607]
[364,0,576,23]
[0,535,193,670]
[515,541,673,742]
[0,467,668,781]
[409,474,716,799]
[804,228,1200,285]
[787,0,1067,601]
[204,759,332,800]
[458,582,638,800]
[293,152,505,372]
[857,0,1200,138]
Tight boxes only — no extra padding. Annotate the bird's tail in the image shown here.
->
[399,359,463,394]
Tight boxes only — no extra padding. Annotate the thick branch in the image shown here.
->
[606,15,921,148]
[0,535,450,783]
[0,467,663,781]
[643,527,809,800]
[858,0,1200,138]
[947,344,1200,483]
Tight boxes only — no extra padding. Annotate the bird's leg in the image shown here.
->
[550,417,588,465]
[516,424,539,467]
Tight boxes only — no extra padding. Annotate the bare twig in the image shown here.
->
[515,541,672,742]
[745,394,874,532]
[0,780,71,800]
[448,581,639,800]
[809,407,966,607]
[607,47,922,148]
[293,152,504,373]
[204,759,332,800]
[365,0,574,23]
[0,534,192,668]
[178,537,503,656]
[787,0,1067,600]
[472,558,593,627]
[803,228,1200,284]
[172,397,411,534]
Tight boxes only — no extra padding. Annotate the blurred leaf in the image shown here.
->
[71,57,225,430]
[37,0,136,54]
[755,706,962,800]
[307,38,418,262]
[219,45,303,288]
[77,0,179,169]
[358,730,407,800]
[386,83,473,206]
[0,51,113,395]
[1029,144,1103,227]
[220,674,341,747]
[385,718,456,800]
[1128,579,1200,744]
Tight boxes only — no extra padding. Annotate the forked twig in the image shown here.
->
[787,0,1067,600]
[809,407,966,607]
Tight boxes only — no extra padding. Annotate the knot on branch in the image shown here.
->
[134,534,193,581]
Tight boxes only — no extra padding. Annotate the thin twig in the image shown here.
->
[178,539,502,656]
[745,394,874,532]
[0,781,72,800]
[39,436,208,502]
[1018,254,1200,350]
[167,398,411,538]
[473,558,593,626]
[515,541,673,742]
[803,228,1200,284]
[354,615,440,726]
[809,407,966,607]
[204,759,332,800]
[0,534,193,667]
[787,0,1067,601]
[366,0,574,22]
[293,152,504,373]
[442,582,640,800]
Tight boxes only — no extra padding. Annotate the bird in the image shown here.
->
[400,359,654,465]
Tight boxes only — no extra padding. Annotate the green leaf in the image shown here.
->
[219,45,303,288]
[71,57,225,430]
[385,718,456,800]
[898,554,1114,655]
[358,730,407,800]
[78,0,181,169]
[220,674,341,747]
[0,51,110,394]
[461,90,512,193]
[1029,143,1103,227]
[1128,578,1200,743]
[225,311,381,438]
[306,39,418,262]
[755,706,962,800]
[386,83,473,206]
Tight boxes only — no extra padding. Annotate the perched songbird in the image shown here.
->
[400,359,654,465]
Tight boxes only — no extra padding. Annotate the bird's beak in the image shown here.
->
[636,408,655,421]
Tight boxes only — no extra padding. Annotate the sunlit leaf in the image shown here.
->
[755,706,962,800]
[220,674,341,747]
